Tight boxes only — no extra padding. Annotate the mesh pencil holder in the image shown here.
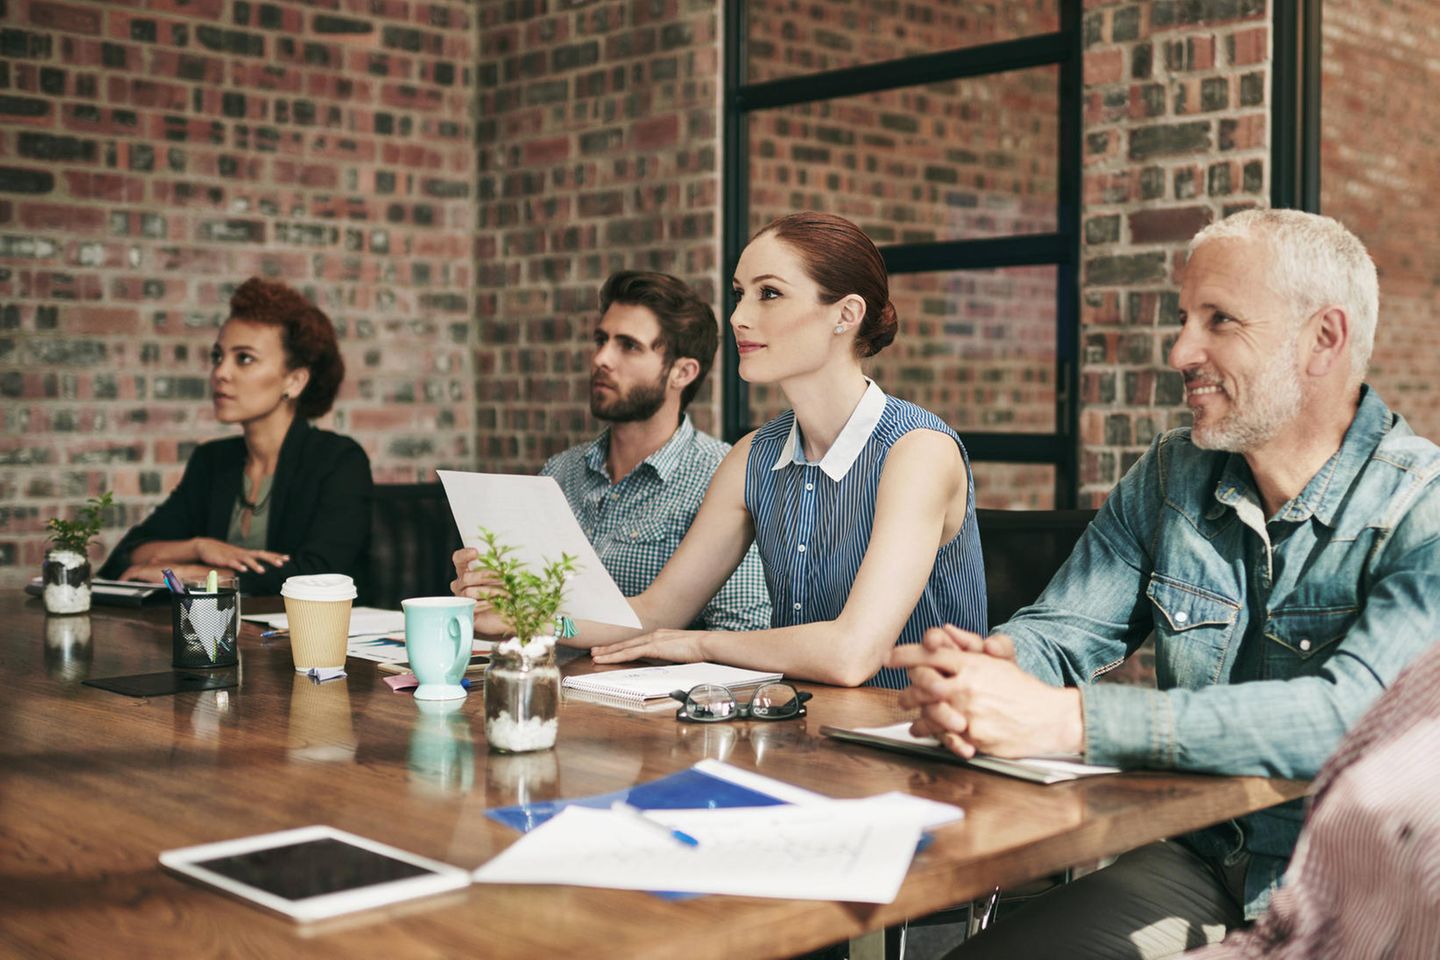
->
[171,579,240,669]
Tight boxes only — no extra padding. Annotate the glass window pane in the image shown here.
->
[972,463,1055,509]
[747,0,1061,83]
[747,69,1059,245]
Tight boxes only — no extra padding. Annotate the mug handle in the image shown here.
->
[446,615,472,681]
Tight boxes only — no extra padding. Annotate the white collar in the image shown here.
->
[770,379,887,482]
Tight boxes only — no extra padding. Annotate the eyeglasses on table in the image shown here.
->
[669,681,812,723]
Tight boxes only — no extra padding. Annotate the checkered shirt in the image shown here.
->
[541,415,771,632]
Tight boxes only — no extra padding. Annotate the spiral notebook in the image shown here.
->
[561,662,782,707]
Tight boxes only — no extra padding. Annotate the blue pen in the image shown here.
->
[161,568,192,611]
[160,568,186,595]
[610,801,700,848]
[259,629,289,639]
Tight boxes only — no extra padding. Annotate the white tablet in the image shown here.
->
[159,825,471,922]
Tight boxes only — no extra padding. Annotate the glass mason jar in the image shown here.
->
[483,637,560,753]
[42,548,91,615]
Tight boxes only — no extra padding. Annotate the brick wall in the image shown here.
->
[0,0,476,588]
[1321,0,1440,440]
[472,0,723,471]
[9,0,1369,596]
[743,4,1061,507]
[1077,0,1270,506]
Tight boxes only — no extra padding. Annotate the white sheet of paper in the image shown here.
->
[241,607,406,637]
[473,797,934,903]
[436,470,641,629]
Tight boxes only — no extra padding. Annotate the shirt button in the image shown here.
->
[630,531,638,539]
[792,602,801,611]
[797,544,806,553]
[1299,639,1312,652]
[1174,611,1189,624]
[805,483,814,491]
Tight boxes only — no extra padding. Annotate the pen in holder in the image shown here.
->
[171,575,240,668]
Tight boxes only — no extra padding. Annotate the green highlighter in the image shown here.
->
[205,569,218,593]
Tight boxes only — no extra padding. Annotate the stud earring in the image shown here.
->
[282,392,291,400]
[833,324,845,335]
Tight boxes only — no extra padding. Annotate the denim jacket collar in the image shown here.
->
[1210,386,1390,529]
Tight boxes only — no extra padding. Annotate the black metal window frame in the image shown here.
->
[722,1,1084,508]
[1271,0,1321,213]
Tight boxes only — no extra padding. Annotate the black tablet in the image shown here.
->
[159,826,471,921]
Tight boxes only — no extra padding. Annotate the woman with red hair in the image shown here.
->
[101,278,371,595]
[455,212,986,688]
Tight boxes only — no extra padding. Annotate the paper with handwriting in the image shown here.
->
[473,794,960,903]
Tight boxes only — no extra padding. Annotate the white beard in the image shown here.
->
[1190,337,1304,453]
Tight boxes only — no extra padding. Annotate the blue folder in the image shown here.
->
[486,765,791,833]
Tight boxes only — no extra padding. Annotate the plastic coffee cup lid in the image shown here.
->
[280,574,357,602]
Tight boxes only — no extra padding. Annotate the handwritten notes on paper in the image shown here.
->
[473,794,961,903]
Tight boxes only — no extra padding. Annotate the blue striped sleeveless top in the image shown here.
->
[744,392,987,689]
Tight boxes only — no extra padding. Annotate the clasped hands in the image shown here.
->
[887,625,1084,760]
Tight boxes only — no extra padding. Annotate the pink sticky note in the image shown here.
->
[384,673,419,693]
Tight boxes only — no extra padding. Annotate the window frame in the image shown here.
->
[722,0,1084,507]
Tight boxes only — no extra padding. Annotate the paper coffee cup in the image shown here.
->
[280,574,356,672]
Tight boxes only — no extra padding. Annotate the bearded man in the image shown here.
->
[538,270,769,631]
[892,209,1440,959]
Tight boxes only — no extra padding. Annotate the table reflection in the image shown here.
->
[286,673,358,763]
[44,615,92,682]
[664,719,812,768]
[484,748,559,809]
[408,698,476,794]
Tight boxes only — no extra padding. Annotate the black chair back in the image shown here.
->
[975,508,1097,630]
[365,483,463,609]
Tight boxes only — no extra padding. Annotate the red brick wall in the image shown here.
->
[1321,0,1440,441]
[2,0,1306,590]
[472,0,723,471]
[0,0,476,587]
[1078,0,1270,506]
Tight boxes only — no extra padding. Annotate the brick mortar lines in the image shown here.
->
[473,0,723,471]
[0,0,478,585]
[1077,0,1271,505]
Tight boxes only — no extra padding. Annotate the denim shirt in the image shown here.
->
[1002,387,1440,918]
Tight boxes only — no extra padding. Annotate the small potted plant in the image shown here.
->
[470,527,576,753]
[42,492,112,615]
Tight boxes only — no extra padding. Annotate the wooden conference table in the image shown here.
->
[0,594,1306,959]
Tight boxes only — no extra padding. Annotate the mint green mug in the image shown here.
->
[401,597,476,701]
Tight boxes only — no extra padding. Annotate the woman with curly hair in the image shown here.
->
[101,278,371,595]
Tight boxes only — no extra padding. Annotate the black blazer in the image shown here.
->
[100,419,373,596]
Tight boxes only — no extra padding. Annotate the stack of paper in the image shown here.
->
[562,662,782,708]
[474,767,962,903]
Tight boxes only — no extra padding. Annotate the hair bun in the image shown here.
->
[859,301,898,358]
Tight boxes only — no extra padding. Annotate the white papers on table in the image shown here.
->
[473,793,961,903]
[242,606,406,637]
[562,662,783,706]
[436,470,641,629]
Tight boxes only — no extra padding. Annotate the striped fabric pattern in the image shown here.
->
[744,394,987,689]
[541,415,771,632]
[1192,639,1440,959]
